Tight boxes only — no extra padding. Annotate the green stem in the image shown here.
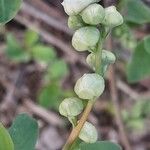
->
[95,38,103,74]
[62,35,103,150]
[62,100,94,150]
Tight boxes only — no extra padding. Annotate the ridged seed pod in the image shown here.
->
[62,0,101,16]
[74,73,105,100]
[81,4,105,25]
[79,122,98,143]
[59,97,83,117]
[72,27,100,51]
[86,50,116,70]
[102,6,123,28]
[68,15,85,30]
[102,50,116,64]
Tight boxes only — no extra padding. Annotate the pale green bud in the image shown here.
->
[79,122,98,143]
[62,0,101,16]
[86,53,96,70]
[74,73,105,100]
[68,15,85,30]
[81,4,105,25]
[102,50,116,64]
[101,50,116,76]
[86,50,116,68]
[72,27,100,52]
[102,6,123,28]
[59,97,83,117]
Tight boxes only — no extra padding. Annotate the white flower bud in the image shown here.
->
[62,0,101,16]
[72,27,100,52]
[102,6,123,28]
[59,97,83,117]
[79,122,98,143]
[68,15,85,30]
[74,73,105,100]
[81,4,105,25]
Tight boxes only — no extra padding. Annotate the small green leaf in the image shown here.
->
[38,83,62,110]
[25,30,39,47]
[9,114,38,150]
[48,60,68,79]
[127,39,150,83]
[6,34,30,62]
[0,123,14,150]
[80,141,122,150]
[125,0,150,24]
[0,0,22,24]
[31,45,56,63]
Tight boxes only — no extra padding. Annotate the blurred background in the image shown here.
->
[0,0,150,150]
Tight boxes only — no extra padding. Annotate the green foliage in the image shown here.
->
[5,30,70,110]
[38,83,62,109]
[123,99,150,130]
[47,60,68,80]
[125,0,150,24]
[0,0,22,25]
[113,24,137,49]
[0,123,14,150]
[6,34,30,62]
[80,141,122,150]
[9,114,38,150]
[127,36,150,82]
[24,30,39,46]
[144,35,150,54]
[31,45,56,63]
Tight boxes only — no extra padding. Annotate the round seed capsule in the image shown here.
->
[81,4,105,25]
[86,50,116,71]
[72,26,100,51]
[59,97,83,117]
[61,0,101,16]
[74,73,105,100]
[79,122,98,143]
[102,6,123,28]
[68,15,85,30]
[102,50,116,64]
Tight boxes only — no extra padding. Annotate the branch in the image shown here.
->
[107,35,132,150]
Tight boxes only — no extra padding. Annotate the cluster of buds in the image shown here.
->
[59,0,123,144]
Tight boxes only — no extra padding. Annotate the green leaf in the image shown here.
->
[38,83,62,110]
[9,114,38,150]
[144,35,150,54]
[0,123,14,150]
[80,141,122,150]
[31,45,56,63]
[125,0,150,24]
[25,30,39,47]
[127,38,150,83]
[127,119,144,130]
[0,0,22,25]
[47,60,68,79]
[6,34,30,62]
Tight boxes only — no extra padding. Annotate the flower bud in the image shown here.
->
[102,6,123,28]
[62,0,101,16]
[79,122,98,143]
[72,27,100,52]
[68,15,85,30]
[86,53,96,70]
[74,73,105,100]
[81,4,105,25]
[102,50,116,64]
[86,50,116,70]
[59,97,83,117]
